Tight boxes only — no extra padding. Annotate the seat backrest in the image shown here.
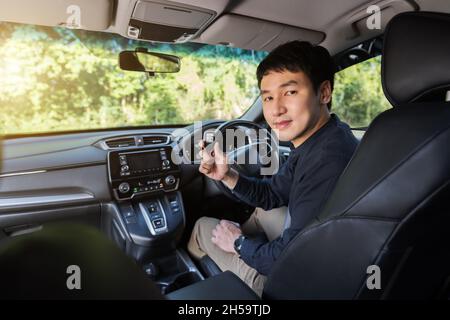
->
[263,11,450,300]
[0,223,164,299]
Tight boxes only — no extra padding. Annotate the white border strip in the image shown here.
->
[0,170,47,178]
[0,193,94,208]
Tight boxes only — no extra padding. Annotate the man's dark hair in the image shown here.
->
[257,41,336,110]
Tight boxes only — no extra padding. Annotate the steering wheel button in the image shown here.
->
[152,219,164,228]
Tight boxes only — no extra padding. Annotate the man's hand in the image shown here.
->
[211,220,243,254]
[198,140,239,189]
[198,140,229,180]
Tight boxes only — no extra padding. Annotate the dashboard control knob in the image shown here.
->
[121,165,129,172]
[162,159,170,167]
[118,182,130,194]
[165,175,176,186]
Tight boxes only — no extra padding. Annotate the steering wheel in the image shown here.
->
[208,119,280,201]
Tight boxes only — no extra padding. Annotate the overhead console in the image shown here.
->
[108,146,180,200]
[127,0,216,43]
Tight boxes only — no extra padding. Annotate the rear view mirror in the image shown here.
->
[119,48,180,75]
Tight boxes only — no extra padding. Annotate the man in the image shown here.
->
[188,41,358,296]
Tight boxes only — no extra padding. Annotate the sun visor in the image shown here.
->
[0,0,114,30]
[199,14,325,52]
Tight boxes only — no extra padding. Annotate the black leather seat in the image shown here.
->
[199,255,222,277]
[166,270,259,300]
[263,11,450,299]
[0,223,164,299]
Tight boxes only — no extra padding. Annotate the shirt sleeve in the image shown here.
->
[239,155,348,275]
[229,160,293,210]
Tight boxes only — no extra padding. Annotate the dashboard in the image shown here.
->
[0,121,291,272]
[0,121,295,255]
[0,126,211,269]
[0,119,289,211]
[0,121,224,209]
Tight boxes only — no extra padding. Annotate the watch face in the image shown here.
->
[234,235,245,253]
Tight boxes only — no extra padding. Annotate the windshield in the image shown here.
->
[0,22,266,135]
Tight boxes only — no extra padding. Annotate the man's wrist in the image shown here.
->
[222,168,239,190]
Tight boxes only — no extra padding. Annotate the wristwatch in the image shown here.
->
[234,235,246,255]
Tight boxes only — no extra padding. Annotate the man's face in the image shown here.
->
[261,70,327,146]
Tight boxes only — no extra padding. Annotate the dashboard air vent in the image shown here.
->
[105,137,136,148]
[142,135,170,145]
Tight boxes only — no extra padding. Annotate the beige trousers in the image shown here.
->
[187,206,287,297]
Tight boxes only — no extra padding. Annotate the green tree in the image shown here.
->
[333,56,392,128]
[0,23,263,135]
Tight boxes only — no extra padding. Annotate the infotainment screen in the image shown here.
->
[127,152,161,170]
[108,147,172,180]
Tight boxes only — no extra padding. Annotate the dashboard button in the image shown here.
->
[165,175,176,185]
[118,182,130,194]
[170,200,178,207]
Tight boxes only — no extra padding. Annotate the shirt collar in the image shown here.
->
[289,113,339,155]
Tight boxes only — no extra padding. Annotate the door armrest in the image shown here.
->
[166,271,260,300]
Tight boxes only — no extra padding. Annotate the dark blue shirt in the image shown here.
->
[232,114,358,275]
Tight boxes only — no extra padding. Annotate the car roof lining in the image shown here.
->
[0,0,448,54]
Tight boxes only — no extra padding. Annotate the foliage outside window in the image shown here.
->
[0,22,391,136]
[0,23,266,135]
[333,56,391,128]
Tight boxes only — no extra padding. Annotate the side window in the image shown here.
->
[332,56,391,137]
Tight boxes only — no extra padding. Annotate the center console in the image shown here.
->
[107,146,203,294]
[108,146,180,200]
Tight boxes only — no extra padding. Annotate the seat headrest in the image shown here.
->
[382,12,450,107]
